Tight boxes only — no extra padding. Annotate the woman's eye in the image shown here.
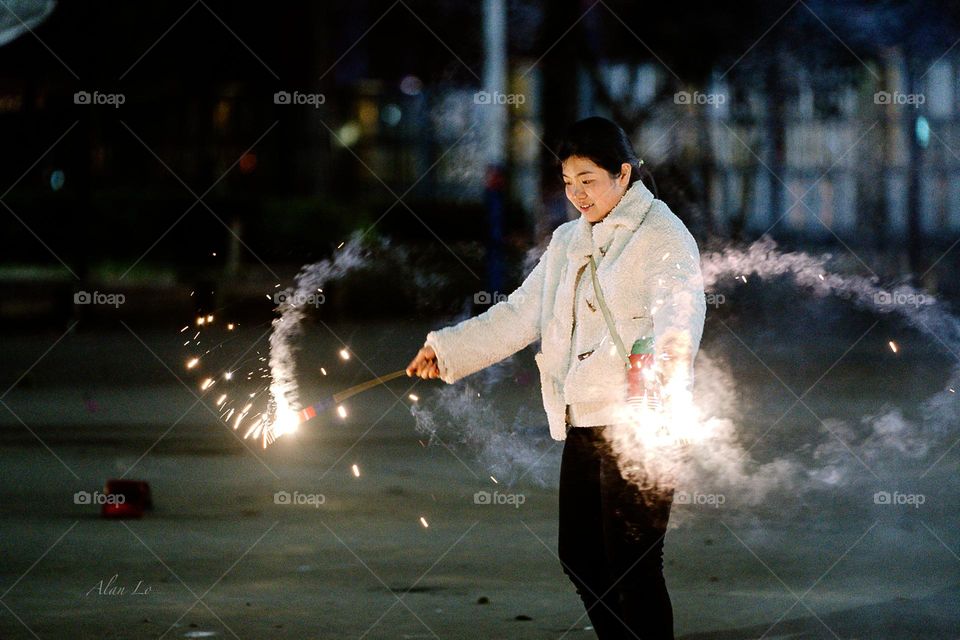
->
[582,180,593,185]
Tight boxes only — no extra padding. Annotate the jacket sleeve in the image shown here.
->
[645,224,706,390]
[424,249,548,384]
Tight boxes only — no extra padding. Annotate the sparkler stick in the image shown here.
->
[297,369,408,423]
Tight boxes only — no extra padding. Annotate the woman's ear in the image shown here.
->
[619,162,633,187]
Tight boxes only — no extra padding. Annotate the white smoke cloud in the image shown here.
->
[595,237,960,524]
[257,235,958,525]
[256,235,371,444]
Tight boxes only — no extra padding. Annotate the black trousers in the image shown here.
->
[558,425,674,640]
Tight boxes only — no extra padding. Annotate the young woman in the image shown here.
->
[406,116,706,639]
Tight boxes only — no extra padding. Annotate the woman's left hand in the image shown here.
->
[406,345,440,379]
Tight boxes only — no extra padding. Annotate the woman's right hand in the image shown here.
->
[406,345,440,379]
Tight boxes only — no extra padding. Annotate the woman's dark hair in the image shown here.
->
[556,116,655,195]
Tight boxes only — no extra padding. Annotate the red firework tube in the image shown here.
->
[298,405,318,423]
[627,336,660,409]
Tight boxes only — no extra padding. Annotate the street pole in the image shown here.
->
[482,0,507,304]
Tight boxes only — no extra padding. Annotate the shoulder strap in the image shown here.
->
[588,255,630,366]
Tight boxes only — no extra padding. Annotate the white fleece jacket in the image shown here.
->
[425,180,706,441]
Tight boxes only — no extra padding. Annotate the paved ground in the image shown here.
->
[0,317,958,639]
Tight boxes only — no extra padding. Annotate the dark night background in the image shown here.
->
[1,2,959,639]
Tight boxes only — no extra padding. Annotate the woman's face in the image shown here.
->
[561,156,632,223]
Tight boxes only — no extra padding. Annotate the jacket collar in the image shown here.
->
[566,180,655,260]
